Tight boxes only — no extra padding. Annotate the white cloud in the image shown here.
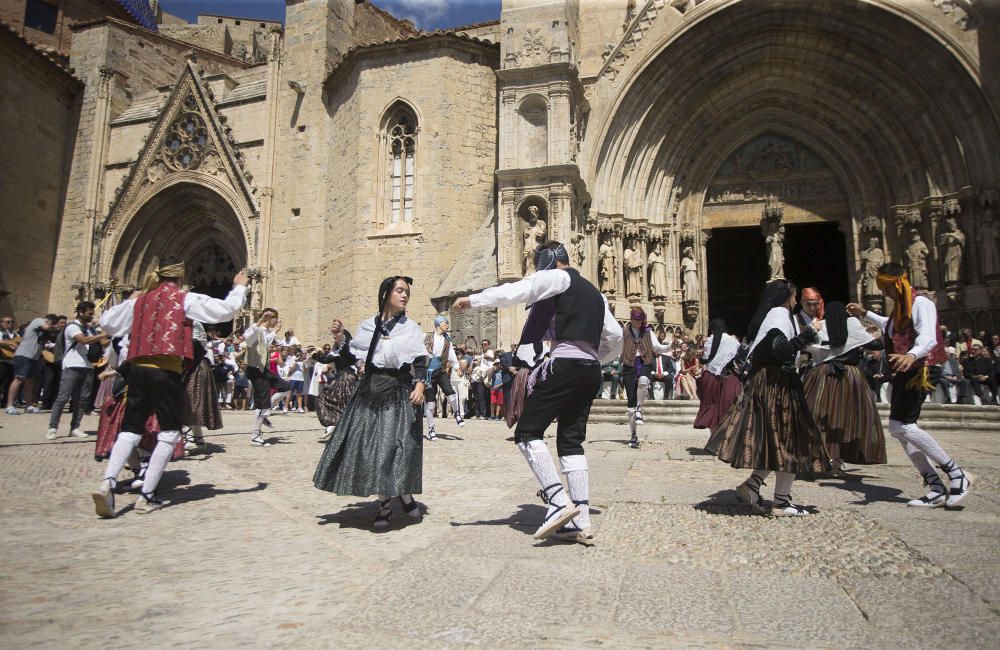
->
[379,0,495,30]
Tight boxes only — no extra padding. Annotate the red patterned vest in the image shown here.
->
[884,290,946,366]
[129,282,194,361]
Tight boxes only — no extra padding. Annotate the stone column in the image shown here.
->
[548,82,571,164]
[498,192,519,281]
[82,66,117,294]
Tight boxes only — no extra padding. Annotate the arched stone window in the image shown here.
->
[384,104,418,225]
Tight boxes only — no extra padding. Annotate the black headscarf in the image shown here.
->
[746,279,796,343]
[706,318,727,362]
[824,301,848,348]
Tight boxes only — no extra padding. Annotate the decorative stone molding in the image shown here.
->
[929,0,975,31]
[596,0,668,83]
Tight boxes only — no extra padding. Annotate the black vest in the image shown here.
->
[554,268,606,348]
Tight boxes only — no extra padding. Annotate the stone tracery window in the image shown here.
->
[162,95,210,171]
[385,104,418,225]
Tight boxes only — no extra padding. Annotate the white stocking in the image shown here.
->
[518,439,569,507]
[637,376,650,408]
[105,432,142,483]
[270,391,290,410]
[141,430,180,497]
[253,407,270,435]
[447,393,461,416]
[888,419,952,468]
[627,408,637,436]
[424,401,436,430]
[560,454,590,529]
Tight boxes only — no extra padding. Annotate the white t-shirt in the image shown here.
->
[62,322,94,369]
[286,355,304,381]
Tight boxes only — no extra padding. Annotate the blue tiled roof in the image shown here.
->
[116,0,158,31]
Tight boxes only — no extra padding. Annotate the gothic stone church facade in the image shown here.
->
[7,0,1000,346]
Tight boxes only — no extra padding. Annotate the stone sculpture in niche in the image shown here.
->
[647,244,668,300]
[521,205,547,275]
[598,236,617,293]
[905,228,930,288]
[939,216,966,284]
[861,237,885,297]
[680,245,700,303]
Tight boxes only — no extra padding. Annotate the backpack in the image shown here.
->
[52,329,68,364]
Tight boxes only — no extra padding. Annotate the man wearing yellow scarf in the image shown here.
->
[847,262,972,509]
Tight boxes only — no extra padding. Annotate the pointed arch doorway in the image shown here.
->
[110,182,248,333]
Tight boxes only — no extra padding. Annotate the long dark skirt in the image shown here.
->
[504,367,531,429]
[693,371,743,430]
[313,370,422,497]
[316,370,359,428]
[705,365,830,474]
[183,359,222,430]
[803,363,886,464]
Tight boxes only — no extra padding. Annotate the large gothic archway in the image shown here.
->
[110,182,248,300]
[588,0,1000,332]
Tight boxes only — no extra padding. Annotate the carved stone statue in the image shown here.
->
[980,208,1000,277]
[623,241,644,298]
[647,245,668,300]
[861,236,885,297]
[939,216,966,284]
[521,205,547,275]
[680,245,700,303]
[568,233,586,267]
[765,224,785,280]
[598,237,617,293]
[905,228,930,288]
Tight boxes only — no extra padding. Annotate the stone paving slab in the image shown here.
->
[0,409,998,648]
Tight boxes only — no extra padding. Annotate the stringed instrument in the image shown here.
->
[0,337,20,360]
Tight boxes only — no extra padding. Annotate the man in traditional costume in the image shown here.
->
[91,258,247,516]
[848,263,972,508]
[423,314,464,440]
[244,308,293,447]
[620,307,671,447]
[453,241,623,544]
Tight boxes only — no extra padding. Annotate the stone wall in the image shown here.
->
[0,26,80,321]
[47,20,250,312]
[158,24,230,56]
[0,0,135,56]
[312,39,499,342]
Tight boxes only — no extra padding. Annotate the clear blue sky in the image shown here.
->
[158,1,501,31]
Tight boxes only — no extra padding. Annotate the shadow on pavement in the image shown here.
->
[449,503,548,535]
[814,478,907,505]
[316,499,426,533]
[160,470,268,506]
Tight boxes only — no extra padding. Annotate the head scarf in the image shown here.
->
[534,242,569,271]
[876,267,913,330]
[823,302,848,348]
[434,314,448,328]
[629,307,646,322]
[800,287,825,320]
[746,280,795,344]
[141,260,186,293]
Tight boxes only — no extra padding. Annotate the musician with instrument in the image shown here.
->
[46,302,109,439]
[0,315,20,407]
[4,313,55,415]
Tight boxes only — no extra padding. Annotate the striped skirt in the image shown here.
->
[316,370,359,428]
[803,363,886,464]
[693,371,742,430]
[183,359,223,430]
[705,365,830,474]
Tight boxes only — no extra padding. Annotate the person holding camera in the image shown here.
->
[46,301,108,439]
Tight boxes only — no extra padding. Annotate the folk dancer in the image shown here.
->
[803,302,887,474]
[848,263,973,508]
[91,259,247,516]
[454,241,623,544]
[315,319,359,443]
[620,307,671,448]
[706,280,830,516]
[244,309,293,447]
[313,276,429,528]
[423,314,464,440]
[693,318,742,437]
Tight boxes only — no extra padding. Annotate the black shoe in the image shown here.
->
[262,416,274,429]
[373,498,392,528]
[628,437,639,449]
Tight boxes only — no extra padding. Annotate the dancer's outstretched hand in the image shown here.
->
[451,297,471,311]
[889,353,916,372]
[233,271,249,286]
[409,382,425,406]
[846,303,866,318]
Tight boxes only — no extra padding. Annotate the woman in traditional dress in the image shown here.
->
[705,280,829,516]
[180,322,222,454]
[694,318,742,435]
[313,276,429,528]
[803,302,887,473]
[315,319,359,443]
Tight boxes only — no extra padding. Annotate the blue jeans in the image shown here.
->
[48,367,94,430]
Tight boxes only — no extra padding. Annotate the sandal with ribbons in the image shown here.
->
[533,483,580,540]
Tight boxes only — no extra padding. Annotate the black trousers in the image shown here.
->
[473,381,488,416]
[621,363,651,408]
[121,365,183,433]
[424,367,455,400]
[889,369,926,424]
[514,359,602,457]
[248,366,291,407]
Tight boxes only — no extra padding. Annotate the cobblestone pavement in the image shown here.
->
[1,408,998,648]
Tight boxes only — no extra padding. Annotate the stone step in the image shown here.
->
[588,400,1000,433]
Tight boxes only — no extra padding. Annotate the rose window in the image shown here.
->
[162,101,210,171]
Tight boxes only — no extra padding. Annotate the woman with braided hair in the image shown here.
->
[313,276,429,529]
[705,279,829,516]
[802,302,886,473]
